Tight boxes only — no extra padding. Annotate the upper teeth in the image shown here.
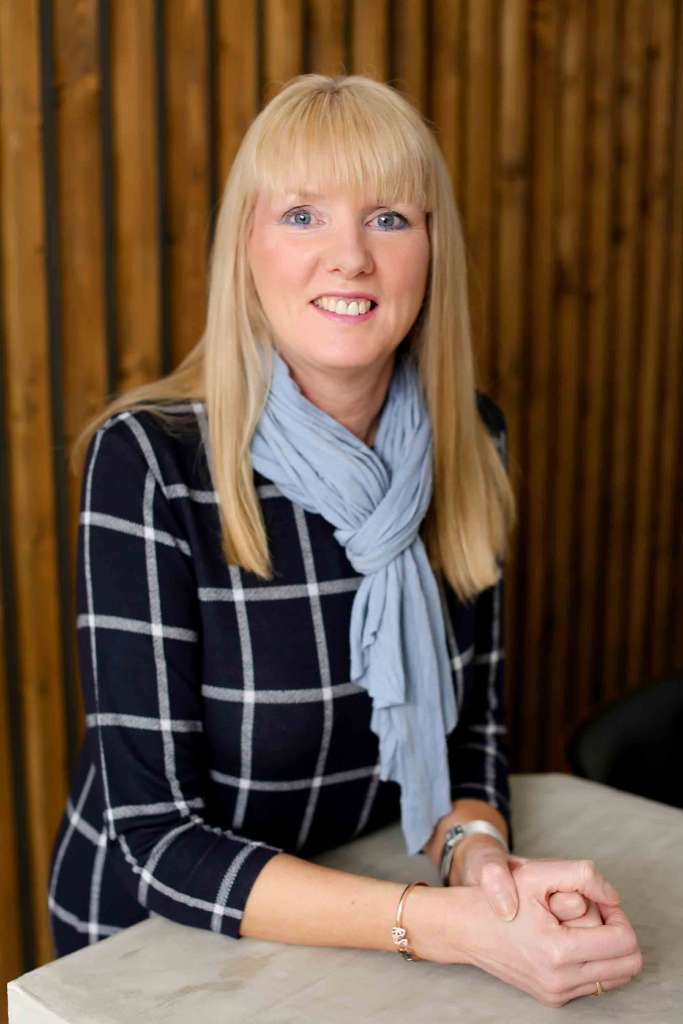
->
[313,296,374,316]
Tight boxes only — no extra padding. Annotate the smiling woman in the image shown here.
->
[245,183,430,445]
[47,74,642,1007]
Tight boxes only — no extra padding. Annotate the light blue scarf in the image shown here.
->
[250,348,457,856]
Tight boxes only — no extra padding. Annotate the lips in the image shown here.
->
[310,299,378,322]
[312,293,379,305]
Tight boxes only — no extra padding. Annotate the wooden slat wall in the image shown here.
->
[1,0,681,1003]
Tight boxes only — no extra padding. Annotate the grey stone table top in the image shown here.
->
[8,773,682,1022]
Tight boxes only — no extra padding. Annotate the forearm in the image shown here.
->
[421,798,510,871]
[240,851,444,955]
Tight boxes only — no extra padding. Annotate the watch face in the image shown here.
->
[446,824,466,845]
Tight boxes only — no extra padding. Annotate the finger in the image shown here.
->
[507,854,529,870]
[558,974,635,1005]
[548,891,588,921]
[478,858,519,921]
[565,947,643,988]
[560,905,640,963]
[561,899,603,929]
[520,857,621,906]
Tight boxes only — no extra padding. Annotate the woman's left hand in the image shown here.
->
[451,835,603,926]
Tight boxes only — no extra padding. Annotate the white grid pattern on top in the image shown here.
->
[47,396,511,958]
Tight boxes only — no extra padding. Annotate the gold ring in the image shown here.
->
[590,980,604,997]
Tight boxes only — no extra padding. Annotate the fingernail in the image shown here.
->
[605,882,621,901]
[499,899,517,921]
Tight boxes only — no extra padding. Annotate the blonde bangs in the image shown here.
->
[250,80,434,211]
[70,73,515,601]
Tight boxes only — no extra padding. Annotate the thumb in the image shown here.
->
[479,858,519,922]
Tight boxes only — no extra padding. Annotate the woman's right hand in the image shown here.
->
[409,859,643,1007]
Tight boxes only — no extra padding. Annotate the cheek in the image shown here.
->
[398,235,430,292]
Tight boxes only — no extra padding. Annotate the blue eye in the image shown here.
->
[283,208,315,226]
[373,211,409,230]
[281,207,409,230]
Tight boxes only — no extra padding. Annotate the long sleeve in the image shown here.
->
[444,394,514,850]
[77,413,283,940]
[446,570,513,849]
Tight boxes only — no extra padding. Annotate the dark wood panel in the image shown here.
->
[522,0,561,770]
[654,1,683,677]
[495,0,529,770]
[573,0,618,730]
[601,0,649,704]
[628,0,677,689]
[546,0,588,769]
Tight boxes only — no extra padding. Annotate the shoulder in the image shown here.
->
[85,401,207,491]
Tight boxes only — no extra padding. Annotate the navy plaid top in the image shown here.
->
[47,393,512,957]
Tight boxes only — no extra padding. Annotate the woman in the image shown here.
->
[48,74,641,1006]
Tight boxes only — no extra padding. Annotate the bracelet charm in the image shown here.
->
[392,881,429,961]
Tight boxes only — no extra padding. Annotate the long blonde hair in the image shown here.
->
[71,73,515,602]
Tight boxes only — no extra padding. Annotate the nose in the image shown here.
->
[324,220,374,276]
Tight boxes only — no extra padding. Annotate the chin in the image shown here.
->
[302,340,396,370]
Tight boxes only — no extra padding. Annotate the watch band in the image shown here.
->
[438,820,509,886]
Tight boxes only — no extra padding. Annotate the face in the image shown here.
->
[246,184,430,381]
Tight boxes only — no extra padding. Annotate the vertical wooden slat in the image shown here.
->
[546,0,589,767]
[214,0,259,188]
[164,0,211,368]
[496,0,530,763]
[465,0,496,386]
[655,2,683,677]
[601,0,649,704]
[522,0,561,770]
[111,0,161,392]
[393,0,428,111]
[0,0,68,967]
[308,0,346,75]
[430,1,465,189]
[263,0,304,104]
[52,0,108,774]
[0,552,22,1024]
[0,8,26,1009]
[0,8,29,1007]
[628,0,677,689]
[351,0,389,81]
[573,0,618,725]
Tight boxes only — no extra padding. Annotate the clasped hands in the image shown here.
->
[451,832,605,926]
[448,832,643,1004]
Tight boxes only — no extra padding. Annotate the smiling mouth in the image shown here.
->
[309,299,378,322]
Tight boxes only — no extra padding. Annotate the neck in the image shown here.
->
[277,350,396,447]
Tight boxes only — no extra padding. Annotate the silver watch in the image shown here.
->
[438,820,509,886]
